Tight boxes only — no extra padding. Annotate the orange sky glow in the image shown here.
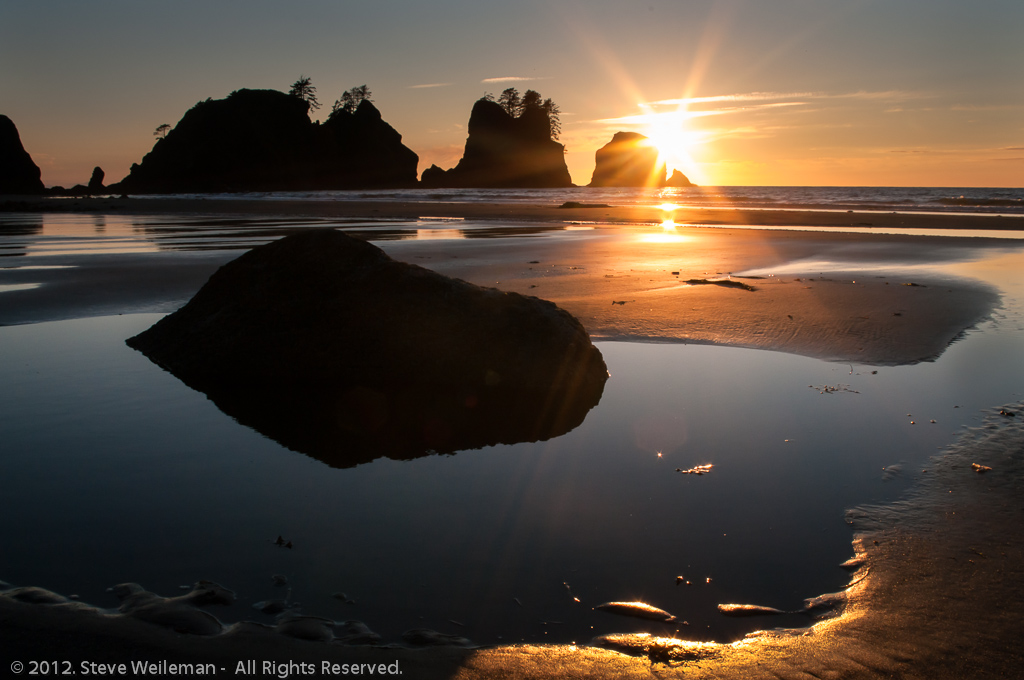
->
[2,1,1021,188]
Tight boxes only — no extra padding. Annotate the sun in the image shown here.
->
[640,112,700,177]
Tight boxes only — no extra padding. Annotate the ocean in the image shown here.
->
[128,186,1024,215]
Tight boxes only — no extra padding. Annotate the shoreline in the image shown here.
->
[3,198,1024,676]
[5,194,1024,232]
[3,200,1021,365]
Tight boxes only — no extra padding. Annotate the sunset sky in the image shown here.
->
[2,0,1022,188]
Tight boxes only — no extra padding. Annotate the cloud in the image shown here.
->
[648,90,929,109]
[409,83,452,89]
[481,76,549,84]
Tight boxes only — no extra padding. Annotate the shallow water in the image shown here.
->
[2,303,1022,645]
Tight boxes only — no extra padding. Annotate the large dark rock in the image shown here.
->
[87,167,105,193]
[127,230,607,466]
[589,132,665,187]
[113,90,418,193]
[422,99,572,188]
[0,115,45,194]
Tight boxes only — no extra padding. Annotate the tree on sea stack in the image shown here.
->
[153,123,170,139]
[289,76,321,110]
[330,85,373,118]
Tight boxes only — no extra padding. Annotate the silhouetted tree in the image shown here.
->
[154,123,171,139]
[497,88,523,117]
[521,89,543,112]
[489,88,561,140]
[289,76,321,110]
[330,85,373,118]
[542,98,562,140]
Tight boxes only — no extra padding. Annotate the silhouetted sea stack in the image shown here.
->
[589,132,665,187]
[664,168,695,187]
[127,230,607,466]
[87,167,105,193]
[588,131,695,188]
[422,98,572,188]
[0,115,45,194]
[113,90,418,193]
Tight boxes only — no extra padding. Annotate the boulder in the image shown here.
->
[0,115,45,194]
[423,98,572,188]
[588,132,665,187]
[127,230,607,466]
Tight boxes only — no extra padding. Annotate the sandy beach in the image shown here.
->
[3,196,1022,364]
[3,197,1024,677]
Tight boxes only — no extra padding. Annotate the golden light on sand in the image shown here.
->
[640,223,689,244]
[658,203,681,212]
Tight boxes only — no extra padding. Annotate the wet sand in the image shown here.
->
[3,197,1022,364]
[3,198,1024,675]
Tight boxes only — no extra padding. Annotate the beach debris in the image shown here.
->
[902,282,925,287]
[611,299,635,305]
[809,384,859,395]
[717,603,788,617]
[402,628,474,647]
[972,463,993,473]
[684,278,756,291]
[676,464,713,475]
[558,201,612,209]
[595,601,677,622]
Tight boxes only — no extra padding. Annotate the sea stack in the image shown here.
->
[589,132,665,187]
[422,97,572,188]
[0,115,45,194]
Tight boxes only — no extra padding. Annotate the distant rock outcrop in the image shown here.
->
[422,98,572,188]
[664,168,695,187]
[589,132,665,187]
[113,89,418,193]
[127,230,607,466]
[588,132,695,188]
[0,115,45,194]
[88,167,105,193]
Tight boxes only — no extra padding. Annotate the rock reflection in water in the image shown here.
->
[198,376,604,468]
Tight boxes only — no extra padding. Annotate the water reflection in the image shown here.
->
[191,376,604,468]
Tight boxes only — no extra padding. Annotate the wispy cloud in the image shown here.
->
[593,101,804,126]
[481,76,549,84]
[409,83,452,89]
[649,90,929,109]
